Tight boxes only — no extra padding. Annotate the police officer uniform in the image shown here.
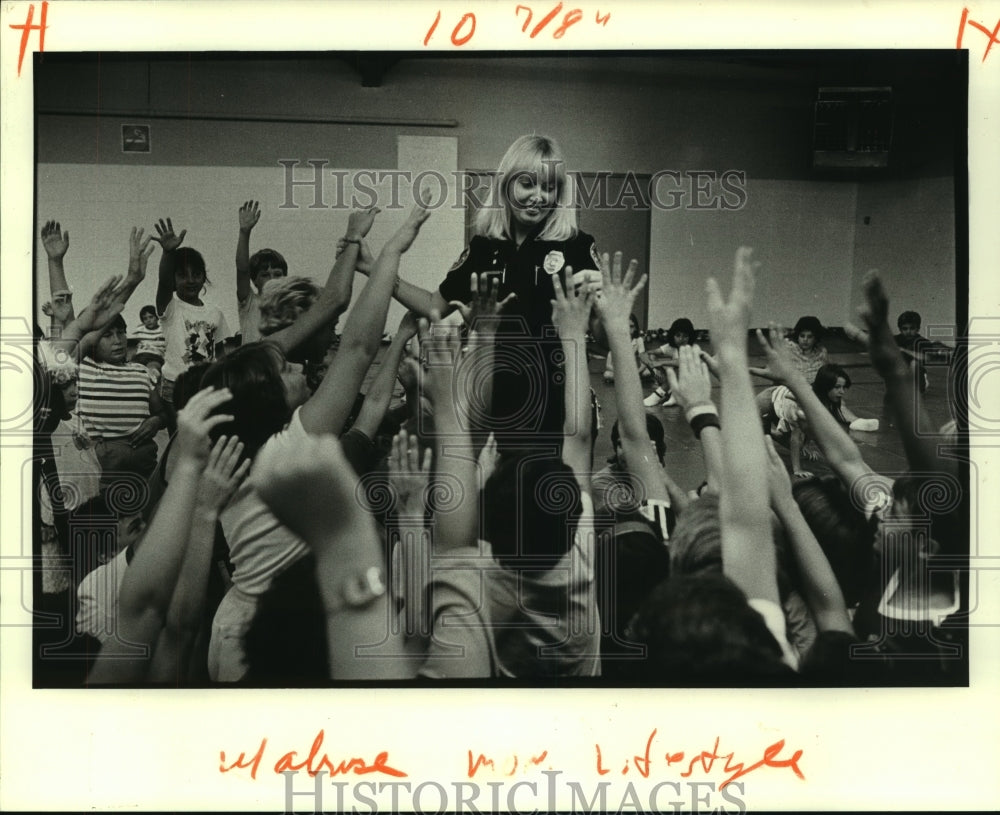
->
[438,225,599,451]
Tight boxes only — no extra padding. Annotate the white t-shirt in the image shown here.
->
[160,294,231,381]
[40,413,101,525]
[219,408,311,596]
[237,288,261,345]
[76,547,129,643]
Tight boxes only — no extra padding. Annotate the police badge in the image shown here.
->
[542,250,565,275]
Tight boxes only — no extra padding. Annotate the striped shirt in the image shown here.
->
[130,324,166,360]
[77,359,154,439]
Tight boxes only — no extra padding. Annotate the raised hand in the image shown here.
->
[417,313,462,409]
[665,344,713,411]
[389,429,432,516]
[450,272,517,335]
[383,201,431,255]
[238,200,261,232]
[550,264,594,339]
[41,220,70,259]
[45,293,75,327]
[346,206,381,240]
[128,226,156,279]
[477,432,498,490]
[150,217,187,253]
[72,275,127,333]
[705,246,758,353]
[197,435,251,511]
[594,250,646,328]
[174,387,234,465]
[858,270,907,379]
[763,435,796,504]
[754,323,802,386]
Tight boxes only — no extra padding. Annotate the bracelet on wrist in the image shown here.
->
[342,236,362,245]
[684,402,718,424]
[689,412,721,439]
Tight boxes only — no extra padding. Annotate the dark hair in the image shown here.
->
[792,316,824,341]
[199,343,292,462]
[625,573,796,684]
[139,305,157,319]
[897,310,921,330]
[174,247,210,285]
[249,248,288,282]
[792,475,877,607]
[483,456,582,570]
[610,414,666,465]
[667,318,695,347]
[172,362,212,412]
[811,364,851,423]
[103,314,127,333]
[243,554,330,684]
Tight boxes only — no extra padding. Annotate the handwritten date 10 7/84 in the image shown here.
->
[423,4,611,47]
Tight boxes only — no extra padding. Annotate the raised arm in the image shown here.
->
[594,251,669,503]
[764,436,852,633]
[148,434,250,683]
[150,218,187,314]
[87,387,235,683]
[666,344,723,494]
[252,431,416,679]
[299,203,430,437]
[41,220,75,329]
[264,207,381,357]
[551,264,595,486]
[756,324,871,490]
[235,200,260,303]
[350,311,418,440]
[708,247,778,604]
[859,271,953,476]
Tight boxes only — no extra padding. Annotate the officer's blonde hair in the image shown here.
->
[475,134,578,242]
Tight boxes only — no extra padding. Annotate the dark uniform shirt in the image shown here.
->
[439,226,599,449]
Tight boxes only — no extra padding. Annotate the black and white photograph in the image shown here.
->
[2,1,998,812]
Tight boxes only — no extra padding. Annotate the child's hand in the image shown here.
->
[858,271,908,379]
[41,220,70,259]
[417,313,462,409]
[45,292,75,327]
[383,202,431,255]
[197,435,251,511]
[174,387,234,465]
[594,250,646,329]
[705,246,758,354]
[450,272,517,336]
[73,275,126,333]
[150,218,187,253]
[551,264,594,339]
[335,238,376,275]
[346,206,381,240]
[128,226,156,279]
[477,432,498,490]
[754,323,802,386]
[238,200,261,233]
[665,344,712,411]
[128,416,162,448]
[388,429,432,516]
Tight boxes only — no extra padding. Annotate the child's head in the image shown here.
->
[483,455,582,571]
[93,315,128,365]
[139,305,159,329]
[477,134,577,242]
[628,313,640,338]
[897,310,921,338]
[200,343,304,461]
[610,414,666,469]
[249,248,288,291]
[257,276,333,363]
[667,317,695,348]
[173,247,209,305]
[812,364,851,409]
[792,316,824,352]
[70,494,147,575]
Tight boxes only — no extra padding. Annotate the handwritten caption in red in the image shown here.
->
[8,1,48,76]
[957,7,1000,61]
[423,4,610,47]
[466,730,804,790]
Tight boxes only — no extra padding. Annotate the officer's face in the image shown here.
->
[507,170,558,231]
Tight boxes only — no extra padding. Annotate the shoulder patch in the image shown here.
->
[448,245,471,273]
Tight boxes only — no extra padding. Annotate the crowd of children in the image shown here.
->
[32,134,964,686]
